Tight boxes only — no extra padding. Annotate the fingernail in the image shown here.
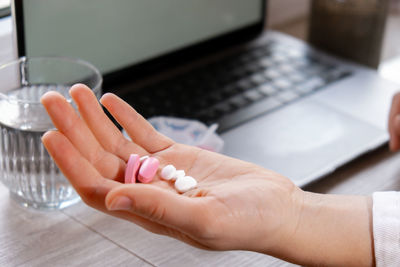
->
[99,93,112,103]
[108,196,132,211]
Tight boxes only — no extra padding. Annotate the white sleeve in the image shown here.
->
[372,191,400,267]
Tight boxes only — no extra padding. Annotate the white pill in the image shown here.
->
[173,170,185,181]
[174,176,197,193]
[140,155,149,162]
[160,164,176,180]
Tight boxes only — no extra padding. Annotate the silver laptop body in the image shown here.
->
[222,31,398,186]
[12,0,400,186]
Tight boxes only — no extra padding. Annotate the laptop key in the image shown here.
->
[263,69,281,79]
[230,68,247,79]
[208,91,225,102]
[220,84,241,95]
[229,94,249,108]
[303,63,328,76]
[249,73,267,85]
[288,72,306,83]
[293,57,314,68]
[258,84,278,96]
[271,53,287,63]
[273,79,292,90]
[237,78,256,92]
[295,77,325,95]
[245,63,261,73]
[252,48,268,58]
[213,101,234,114]
[259,58,274,68]
[243,89,265,102]
[278,64,296,73]
[196,108,219,121]
[286,48,305,58]
[275,91,299,103]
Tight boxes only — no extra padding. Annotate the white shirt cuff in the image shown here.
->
[373,191,400,267]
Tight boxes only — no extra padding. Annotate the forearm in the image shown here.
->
[270,192,375,266]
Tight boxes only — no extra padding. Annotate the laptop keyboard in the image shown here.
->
[123,40,352,132]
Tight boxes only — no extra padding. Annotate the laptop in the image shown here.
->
[12,0,399,186]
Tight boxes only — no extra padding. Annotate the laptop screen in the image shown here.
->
[19,0,263,75]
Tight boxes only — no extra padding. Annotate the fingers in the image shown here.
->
[41,131,185,238]
[69,84,147,160]
[41,130,121,209]
[105,184,207,235]
[389,92,400,151]
[100,93,174,153]
[41,90,125,180]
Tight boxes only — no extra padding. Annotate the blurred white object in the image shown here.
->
[149,117,224,152]
[0,0,10,9]
[379,56,400,85]
[123,117,224,152]
[0,16,13,64]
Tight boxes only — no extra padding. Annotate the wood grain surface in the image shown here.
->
[2,145,399,266]
[0,184,151,267]
[61,203,293,267]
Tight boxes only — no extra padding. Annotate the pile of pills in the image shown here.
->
[124,154,198,193]
[160,164,198,193]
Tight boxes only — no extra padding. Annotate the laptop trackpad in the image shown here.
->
[221,99,386,186]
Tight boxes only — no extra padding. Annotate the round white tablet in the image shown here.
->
[174,176,197,193]
[160,165,176,180]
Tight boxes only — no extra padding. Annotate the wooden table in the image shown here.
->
[1,13,400,267]
[2,144,400,267]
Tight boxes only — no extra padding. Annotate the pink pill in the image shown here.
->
[138,157,159,183]
[125,154,140,184]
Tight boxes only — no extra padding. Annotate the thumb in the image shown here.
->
[105,184,205,233]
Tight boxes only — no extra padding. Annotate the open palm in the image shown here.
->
[41,84,303,255]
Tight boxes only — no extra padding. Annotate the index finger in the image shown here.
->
[69,84,147,160]
[100,93,174,153]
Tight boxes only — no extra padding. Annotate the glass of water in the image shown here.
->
[0,57,102,210]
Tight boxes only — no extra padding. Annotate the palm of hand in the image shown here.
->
[41,84,300,253]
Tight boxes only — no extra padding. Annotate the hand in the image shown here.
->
[389,92,400,151]
[41,84,374,266]
[41,84,302,255]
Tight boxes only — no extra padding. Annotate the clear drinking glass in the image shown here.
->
[0,57,102,210]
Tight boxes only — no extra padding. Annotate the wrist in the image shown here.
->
[270,192,375,266]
